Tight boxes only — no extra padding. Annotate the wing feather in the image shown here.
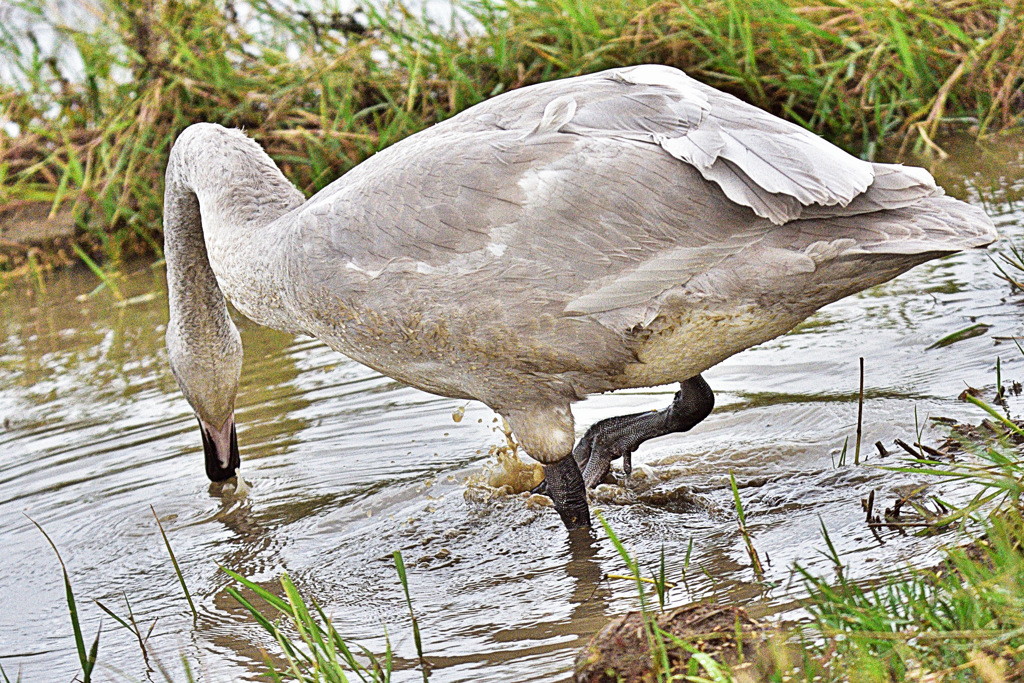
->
[611,65,875,223]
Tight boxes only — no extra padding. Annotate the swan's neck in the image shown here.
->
[163,124,306,332]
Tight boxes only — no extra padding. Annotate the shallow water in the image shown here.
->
[2,137,1024,682]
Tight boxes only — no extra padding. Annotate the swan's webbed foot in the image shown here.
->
[532,375,715,495]
[543,455,591,529]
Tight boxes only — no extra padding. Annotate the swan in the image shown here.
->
[163,64,996,530]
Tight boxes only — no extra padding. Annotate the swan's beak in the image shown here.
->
[199,414,240,482]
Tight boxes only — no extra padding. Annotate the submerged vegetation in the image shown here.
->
[1,0,1023,272]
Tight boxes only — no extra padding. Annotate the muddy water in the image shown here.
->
[2,138,1024,682]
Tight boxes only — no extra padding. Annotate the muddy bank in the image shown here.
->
[575,602,774,682]
[0,201,76,271]
[0,201,148,276]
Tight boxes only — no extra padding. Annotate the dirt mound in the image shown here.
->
[575,602,774,683]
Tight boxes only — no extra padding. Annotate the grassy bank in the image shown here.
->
[1,0,1022,272]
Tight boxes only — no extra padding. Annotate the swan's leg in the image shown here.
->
[577,374,714,487]
[504,404,590,529]
[543,456,591,529]
[533,375,714,493]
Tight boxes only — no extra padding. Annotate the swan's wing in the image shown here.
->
[292,65,993,326]
[441,65,887,224]
[292,128,544,272]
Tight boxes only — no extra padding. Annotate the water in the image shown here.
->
[2,137,1024,682]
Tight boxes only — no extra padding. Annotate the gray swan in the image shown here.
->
[163,64,996,530]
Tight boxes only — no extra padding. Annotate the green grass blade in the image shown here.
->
[393,550,427,681]
[26,516,93,682]
[151,505,197,621]
[730,472,747,527]
[94,599,134,634]
[221,567,292,614]
[71,243,124,300]
[225,586,299,659]
[926,323,991,350]
[964,394,1024,438]
[84,622,101,679]
[314,602,362,670]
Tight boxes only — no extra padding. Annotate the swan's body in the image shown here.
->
[164,65,996,528]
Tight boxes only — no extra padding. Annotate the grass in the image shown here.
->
[152,505,197,622]
[993,241,1024,293]
[594,509,1024,681]
[392,550,428,682]
[796,510,1024,681]
[597,512,679,680]
[595,511,764,681]
[94,593,157,674]
[224,568,396,682]
[731,471,764,580]
[581,385,1024,681]
[28,507,435,683]
[780,390,1024,681]
[26,515,101,683]
[1,0,1023,273]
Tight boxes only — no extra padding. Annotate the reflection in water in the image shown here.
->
[564,529,606,612]
[2,141,1024,681]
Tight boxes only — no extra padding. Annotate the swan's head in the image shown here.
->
[166,318,243,482]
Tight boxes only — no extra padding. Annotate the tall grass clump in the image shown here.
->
[797,508,1024,681]
[584,388,1024,681]
[496,0,1024,157]
[0,0,504,267]
[222,550,429,681]
[225,568,395,682]
[1,0,1022,270]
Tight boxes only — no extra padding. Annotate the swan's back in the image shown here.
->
[283,65,995,407]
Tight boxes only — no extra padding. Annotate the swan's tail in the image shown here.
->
[798,162,997,254]
[825,195,997,257]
